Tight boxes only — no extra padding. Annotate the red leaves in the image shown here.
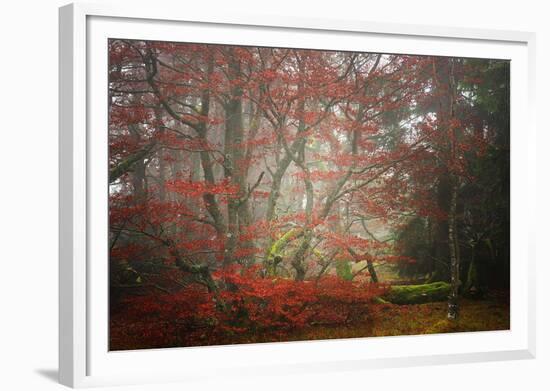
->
[109,105,153,127]
[258,68,278,82]
[110,264,387,349]
[214,266,385,330]
[110,284,217,349]
[166,178,239,198]
[302,111,318,125]
[232,47,255,64]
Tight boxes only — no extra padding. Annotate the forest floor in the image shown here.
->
[110,293,510,350]
[236,294,510,345]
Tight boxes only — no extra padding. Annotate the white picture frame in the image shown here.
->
[59,2,537,388]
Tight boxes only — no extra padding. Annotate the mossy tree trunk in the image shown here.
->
[265,228,303,277]
[382,282,451,304]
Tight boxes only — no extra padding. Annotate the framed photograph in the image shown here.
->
[59,3,536,388]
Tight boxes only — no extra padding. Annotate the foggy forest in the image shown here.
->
[108,39,510,350]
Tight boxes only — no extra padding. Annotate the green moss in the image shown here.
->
[335,260,353,281]
[267,228,302,261]
[373,296,390,304]
[264,229,304,277]
[383,282,450,304]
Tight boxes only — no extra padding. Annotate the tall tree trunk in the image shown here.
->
[447,178,460,319]
[223,50,247,265]
[237,103,262,265]
[195,57,225,238]
[291,164,313,280]
[427,175,451,282]
[289,92,314,280]
[446,58,461,320]
[464,243,481,297]
[154,108,167,202]
[128,124,147,203]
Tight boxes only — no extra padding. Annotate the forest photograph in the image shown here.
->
[108,39,510,351]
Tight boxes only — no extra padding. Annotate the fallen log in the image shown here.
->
[381,282,450,305]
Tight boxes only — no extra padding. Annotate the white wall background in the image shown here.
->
[0,1,547,390]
